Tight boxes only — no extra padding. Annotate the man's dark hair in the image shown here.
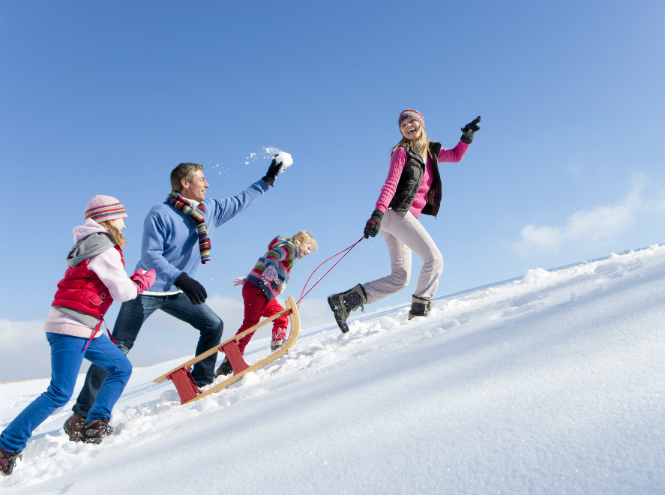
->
[170,163,204,192]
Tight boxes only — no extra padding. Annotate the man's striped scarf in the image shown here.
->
[166,191,211,264]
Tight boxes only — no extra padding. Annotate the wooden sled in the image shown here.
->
[154,296,300,405]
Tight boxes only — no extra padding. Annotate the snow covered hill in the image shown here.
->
[1,246,664,494]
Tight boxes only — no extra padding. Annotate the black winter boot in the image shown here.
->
[328,284,367,333]
[215,357,233,377]
[79,419,113,444]
[63,413,86,442]
[408,295,432,320]
[0,446,21,476]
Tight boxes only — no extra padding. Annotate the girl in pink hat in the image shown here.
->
[0,196,156,476]
[328,111,481,333]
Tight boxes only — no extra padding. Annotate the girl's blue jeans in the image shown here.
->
[0,332,132,453]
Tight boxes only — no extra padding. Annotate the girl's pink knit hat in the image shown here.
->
[398,109,425,127]
[85,195,127,223]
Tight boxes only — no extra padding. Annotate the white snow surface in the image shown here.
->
[1,246,664,494]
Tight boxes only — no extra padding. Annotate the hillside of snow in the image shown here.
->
[1,246,664,494]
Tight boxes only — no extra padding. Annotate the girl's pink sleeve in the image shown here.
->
[375,147,407,212]
[88,248,139,303]
[438,141,470,162]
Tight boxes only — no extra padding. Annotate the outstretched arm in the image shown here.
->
[207,180,270,228]
[437,141,470,163]
[438,116,481,162]
[207,153,293,227]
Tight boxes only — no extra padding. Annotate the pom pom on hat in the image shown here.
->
[85,195,127,223]
[398,109,425,128]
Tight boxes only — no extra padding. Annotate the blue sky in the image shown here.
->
[1,1,664,378]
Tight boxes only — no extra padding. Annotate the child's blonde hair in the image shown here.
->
[100,221,128,248]
[293,230,317,252]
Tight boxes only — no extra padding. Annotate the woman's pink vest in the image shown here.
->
[51,245,124,319]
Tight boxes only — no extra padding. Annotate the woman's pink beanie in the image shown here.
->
[85,195,127,223]
[398,109,425,127]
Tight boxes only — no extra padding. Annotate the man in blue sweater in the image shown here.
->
[63,157,288,441]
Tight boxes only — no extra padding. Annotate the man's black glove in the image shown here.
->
[364,209,384,239]
[262,155,283,187]
[175,272,207,305]
[461,116,481,144]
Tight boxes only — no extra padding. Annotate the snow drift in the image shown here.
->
[1,246,664,494]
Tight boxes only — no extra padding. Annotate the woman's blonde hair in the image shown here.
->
[293,230,318,252]
[99,221,128,248]
[392,124,431,162]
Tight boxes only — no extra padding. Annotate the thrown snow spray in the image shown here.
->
[210,147,292,184]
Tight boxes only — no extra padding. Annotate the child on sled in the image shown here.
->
[215,231,317,377]
[0,196,156,477]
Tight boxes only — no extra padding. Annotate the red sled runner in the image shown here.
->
[154,295,301,405]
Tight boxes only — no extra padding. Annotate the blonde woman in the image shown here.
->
[328,110,480,333]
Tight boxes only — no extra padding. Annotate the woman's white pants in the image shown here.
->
[362,209,443,304]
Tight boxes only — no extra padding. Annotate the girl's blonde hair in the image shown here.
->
[293,230,318,252]
[100,221,128,248]
[392,124,432,162]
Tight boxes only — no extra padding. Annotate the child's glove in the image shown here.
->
[263,266,280,283]
[461,116,481,144]
[262,152,292,186]
[232,277,246,287]
[364,209,384,238]
[130,268,157,294]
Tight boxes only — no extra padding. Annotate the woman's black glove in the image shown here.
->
[461,116,481,144]
[175,272,208,305]
[262,156,283,187]
[364,210,384,239]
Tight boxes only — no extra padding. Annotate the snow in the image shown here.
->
[274,151,293,173]
[1,246,664,494]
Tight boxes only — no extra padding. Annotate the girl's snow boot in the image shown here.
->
[408,295,432,320]
[64,413,86,441]
[328,284,367,333]
[215,357,233,377]
[79,419,112,444]
[0,446,22,476]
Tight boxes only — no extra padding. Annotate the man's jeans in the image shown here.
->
[73,293,224,417]
[0,333,131,453]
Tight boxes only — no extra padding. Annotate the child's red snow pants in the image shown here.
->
[236,281,289,355]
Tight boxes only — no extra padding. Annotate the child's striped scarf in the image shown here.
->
[166,191,211,264]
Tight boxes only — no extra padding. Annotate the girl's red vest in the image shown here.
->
[51,245,124,319]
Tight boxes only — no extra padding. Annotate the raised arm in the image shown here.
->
[437,141,470,163]
[207,180,270,228]
[438,116,480,162]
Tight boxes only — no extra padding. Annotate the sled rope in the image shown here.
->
[82,317,117,352]
[297,236,364,308]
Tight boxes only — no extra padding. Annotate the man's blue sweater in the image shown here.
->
[136,180,269,292]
